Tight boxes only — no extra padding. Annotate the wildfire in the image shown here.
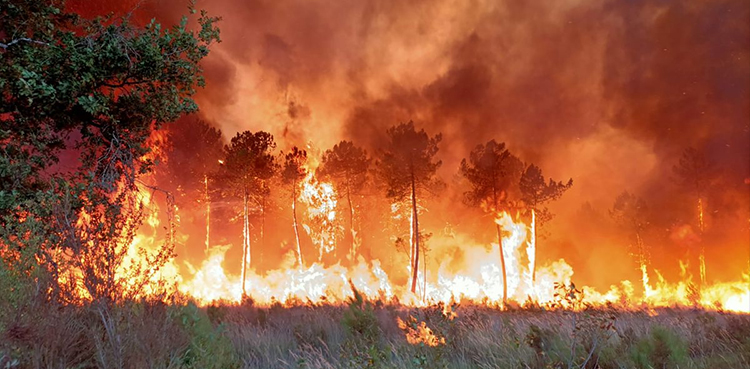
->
[397,316,446,347]
[299,171,338,261]
[141,204,749,312]
[71,162,749,314]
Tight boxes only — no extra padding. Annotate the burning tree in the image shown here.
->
[0,0,219,305]
[460,140,523,304]
[281,146,308,267]
[377,121,442,294]
[218,131,277,295]
[519,164,573,282]
[610,191,653,296]
[318,140,371,261]
[157,118,224,251]
[673,147,717,285]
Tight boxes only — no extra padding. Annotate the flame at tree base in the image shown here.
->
[171,245,749,314]
[154,211,749,313]
[109,188,748,313]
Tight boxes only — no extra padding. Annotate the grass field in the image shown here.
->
[2,292,749,369]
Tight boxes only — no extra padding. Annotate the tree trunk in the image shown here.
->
[205,175,210,252]
[347,185,356,260]
[241,186,249,296]
[260,195,265,266]
[530,209,536,283]
[497,222,508,305]
[423,242,427,301]
[292,184,303,267]
[410,173,420,294]
[492,184,507,305]
[697,198,706,285]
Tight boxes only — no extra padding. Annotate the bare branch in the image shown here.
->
[0,38,49,49]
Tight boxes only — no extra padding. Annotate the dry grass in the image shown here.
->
[1,297,748,369]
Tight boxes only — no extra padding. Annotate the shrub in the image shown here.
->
[340,287,385,368]
[174,303,239,369]
[631,326,690,369]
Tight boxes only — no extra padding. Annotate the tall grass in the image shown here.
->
[1,296,748,369]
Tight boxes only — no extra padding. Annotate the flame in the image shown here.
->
[64,164,750,314]
[169,209,749,313]
[397,316,446,347]
[299,172,338,261]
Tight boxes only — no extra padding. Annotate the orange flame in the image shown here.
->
[397,316,445,347]
[73,172,749,314]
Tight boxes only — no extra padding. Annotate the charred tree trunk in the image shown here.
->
[410,172,420,294]
[292,183,303,267]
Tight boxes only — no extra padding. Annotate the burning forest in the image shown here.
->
[1,0,749,368]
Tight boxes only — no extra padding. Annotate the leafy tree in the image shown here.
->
[673,147,716,284]
[377,121,442,293]
[460,140,522,304]
[318,140,371,260]
[519,164,572,282]
[0,0,220,304]
[610,191,652,292]
[281,146,308,267]
[217,131,277,295]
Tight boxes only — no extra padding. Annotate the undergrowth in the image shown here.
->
[0,295,748,369]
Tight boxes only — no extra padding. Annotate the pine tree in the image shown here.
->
[519,164,572,282]
[378,121,442,294]
[460,140,523,304]
[318,141,371,260]
[218,131,277,296]
[281,146,308,267]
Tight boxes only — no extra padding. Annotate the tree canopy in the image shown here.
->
[378,121,443,201]
[460,140,523,213]
[0,0,220,302]
[218,131,278,197]
[318,140,370,198]
[519,163,573,224]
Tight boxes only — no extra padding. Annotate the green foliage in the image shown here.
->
[630,326,690,369]
[341,288,386,368]
[174,303,239,369]
[1,0,221,306]
[342,288,381,343]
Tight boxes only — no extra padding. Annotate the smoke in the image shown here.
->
[67,0,750,287]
